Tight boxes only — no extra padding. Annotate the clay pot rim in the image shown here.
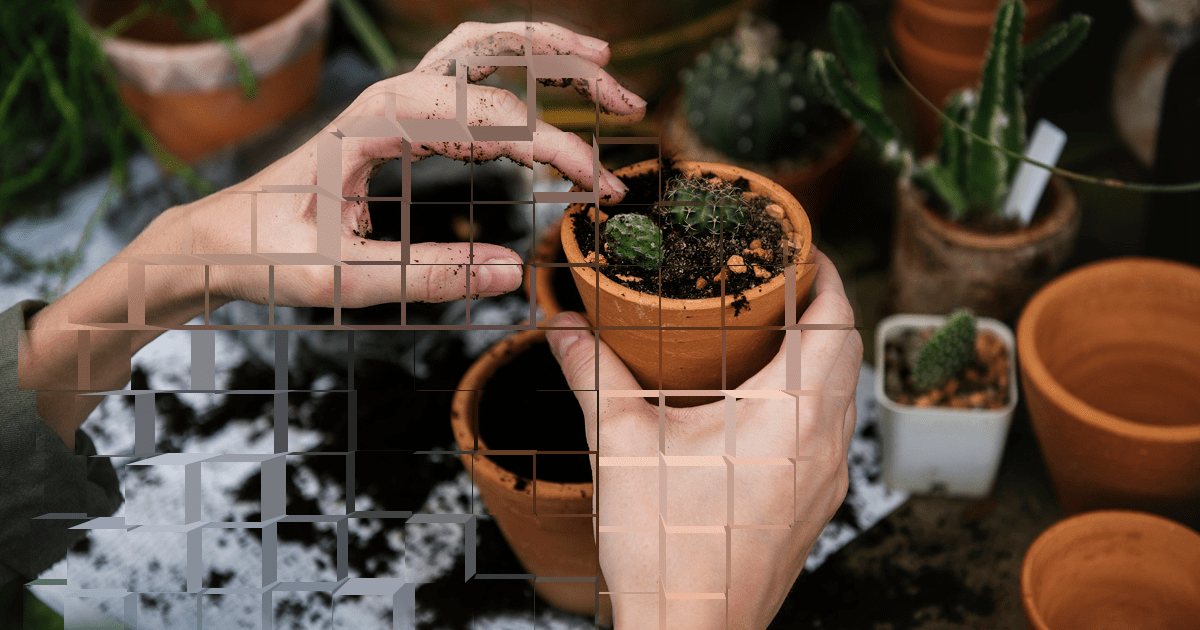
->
[526,216,566,323]
[1020,509,1200,630]
[890,11,986,72]
[874,313,1019,417]
[1017,257,1200,443]
[898,0,1055,29]
[896,175,1079,251]
[90,0,328,56]
[450,328,594,501]
[560,159,815,313]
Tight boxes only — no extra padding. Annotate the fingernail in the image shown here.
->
[579,35,609,53]
[547,313,587,360]
[603,170,628,196]
[626,91,648,109]
[478,257,523,295]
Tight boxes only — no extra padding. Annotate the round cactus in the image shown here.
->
[912,309,977,391]
[603,214,664,269]
[660,175,746,233]
[681,16,833,163]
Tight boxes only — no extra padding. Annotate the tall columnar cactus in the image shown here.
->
[603,213,663,269]
[682,15,833,163]
[810,1,1090,220]
[912,309,977,391]
[661,175,746,233]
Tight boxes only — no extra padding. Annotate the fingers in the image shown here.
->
[545,311,644,424]
[342,78,631,203]
[336,239,524,306]
[417,21,612,73]
[738,249,860,392]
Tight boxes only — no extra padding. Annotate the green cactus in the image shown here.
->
[912,309,977,391]
[660,175,746,233]
[811,1,1090,221]
[681,15,833,163]
[603,213,664,269]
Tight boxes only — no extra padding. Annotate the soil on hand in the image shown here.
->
[884,328,1011,409]
[571,162,795,302]
[478,341,592,484]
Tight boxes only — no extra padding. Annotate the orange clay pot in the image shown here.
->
[889,174,1080,320]
[1017,258,1200,527]
[1021,510,1200,630]
[450,329,611,623]
[524,215,568,322]
[890,0,1056,152]
[659,96,859,224]
[560,160,816,401]
[86,0,329,163]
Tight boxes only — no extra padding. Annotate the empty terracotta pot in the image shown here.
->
[560,160,816,399]
[524,215,568,322]
[1018,258,1200,527]
[87,0,329,163]
[1022,510,1200,630]
[450,329,610,623]
[890,174,1080,319]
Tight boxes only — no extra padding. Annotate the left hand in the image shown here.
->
[181,21,647,310]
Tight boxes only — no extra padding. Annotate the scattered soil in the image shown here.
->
[478,341,592,484]
[571,161,796,302]
[884,328,1011,409]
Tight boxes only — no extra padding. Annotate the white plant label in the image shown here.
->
[1003,119,1067,225]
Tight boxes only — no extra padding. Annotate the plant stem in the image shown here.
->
[885,50,1200,194]
[335,0,400,75]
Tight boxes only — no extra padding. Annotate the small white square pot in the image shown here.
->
[874,314,1019,498]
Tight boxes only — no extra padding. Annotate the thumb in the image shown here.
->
[545,311,642,422]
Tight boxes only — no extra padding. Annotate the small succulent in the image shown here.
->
[810,1,1090,220]
[682,14,833,164]
[912,309,977,391]
[603,213,663,269]
[661,175,747,233]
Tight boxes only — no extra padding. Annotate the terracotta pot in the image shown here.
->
[450,329,611,622]
[1021,510,1200,630]
[890,0,1056,151]
[659,97,859,223]
[369,0,759,102]
[560,160,816,401]
[889,174,1080,319]
[86,0,329,163]
[524,215,567,322]
[1017,258,1200,527]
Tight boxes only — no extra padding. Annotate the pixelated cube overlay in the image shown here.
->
[25,22,857,630]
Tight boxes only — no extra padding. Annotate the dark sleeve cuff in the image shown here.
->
[0,300,123,582]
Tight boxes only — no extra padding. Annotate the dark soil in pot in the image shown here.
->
[478,342,592,484]
[571,162,792,302]
[884,327,1011,409]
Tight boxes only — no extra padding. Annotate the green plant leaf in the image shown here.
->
[1022,14,1091,86]
[336,0,401,75]
[829,1,882,111]
[965,0,1022,212]
[186,0,258,99]
[937,89,972,190]
[810,50,909,171]
[916,163,968,220]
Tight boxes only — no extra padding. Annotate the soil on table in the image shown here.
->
[884,328,1011,409]
[571,161,795,304]
[478,341,592,484]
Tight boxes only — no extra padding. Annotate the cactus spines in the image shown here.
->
[660,175,746,233]
[912,310,977,392]
[812,1,1090,221]
[603,214,663,269]
[682,14,831,163]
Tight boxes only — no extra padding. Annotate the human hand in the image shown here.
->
[545,250,862,629]
[172,21,645,310]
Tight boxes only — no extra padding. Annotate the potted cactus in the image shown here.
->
[811,1,1089,319]
[661,13,858,220]
[558,159,815,404]
[875,309,1018,497]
